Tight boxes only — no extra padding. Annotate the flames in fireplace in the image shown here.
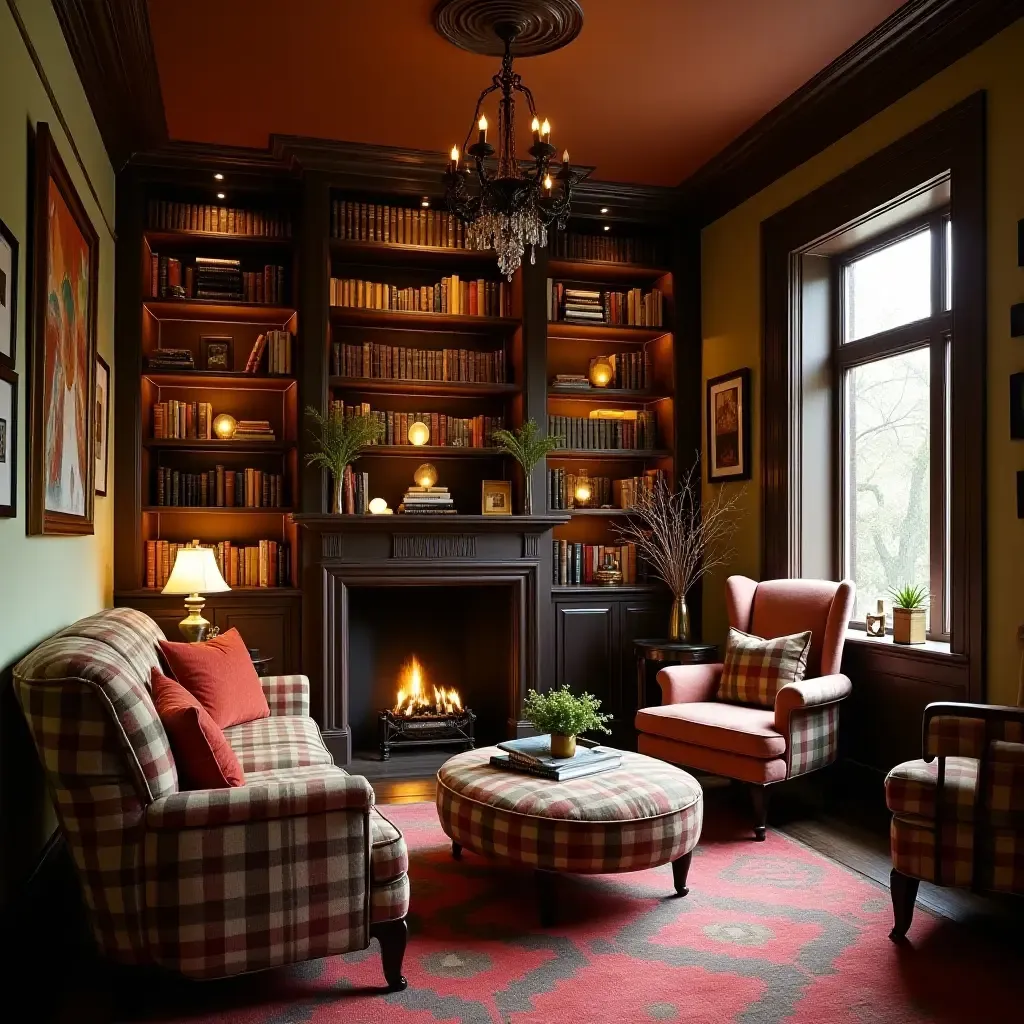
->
[393,655,463,717]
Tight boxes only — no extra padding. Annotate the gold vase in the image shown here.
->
[550,733,576,758]
[668,594,691,642]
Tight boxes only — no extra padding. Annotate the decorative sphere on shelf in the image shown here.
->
[368,497,389,515]
[414,463,438,488]
[589,357,613,388]
[408,420,430,446]
[212,413,237,439]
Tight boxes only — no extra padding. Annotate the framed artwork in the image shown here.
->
[1011,373,1024,439]
[706,368,751,482]
[0,218,17,368]
[28,123,98,535]
[481,479,512,515]
[0,364,17,517]
[94,353,109,496]
[201,335,233,371]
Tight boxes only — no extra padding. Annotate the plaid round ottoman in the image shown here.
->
[436,746,703,922]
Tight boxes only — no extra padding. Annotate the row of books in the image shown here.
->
[145,540,291,590]
[246,331,293,374]
[550,231,661,265]
[337,465,371,515]
[547,468,665,510]
[399,484,456,515]
[330,276,511,318]
[147,200,291,238]
[548,413,658,451]
[547,282,664,327]
[148,256,286,305]
[153,401,214,440]
[554,540,640,586]
[331,200,467,248]
[154,468,287,508]
[329,401,502,448]
[331,342,507,384]
[491,736,622,781]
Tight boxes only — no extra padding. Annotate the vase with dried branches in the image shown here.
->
[613,459,742,641]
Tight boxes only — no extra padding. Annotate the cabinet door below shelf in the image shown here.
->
[555,602,616,711]
[213,600,300,675]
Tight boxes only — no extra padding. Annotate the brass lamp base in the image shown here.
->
[178,594,211,643]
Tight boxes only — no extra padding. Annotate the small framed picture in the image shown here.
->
[0,218,17,369]
[0,363,18,518]
[1011,372,1024,439]
[94,354,110,496]
[707,368,751,482]
[481,479,512,515]
[201,336,233,371]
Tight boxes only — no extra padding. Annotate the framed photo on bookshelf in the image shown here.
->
[94,354,110,496]
[481,479,512,515]
[0,217,17,369]
[0,363,17,517]
[28,123,98,535]
[706,368,751,483]
[201,335,233,371]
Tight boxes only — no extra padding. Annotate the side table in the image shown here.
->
[248,648,273,677]
[635,639,719,710]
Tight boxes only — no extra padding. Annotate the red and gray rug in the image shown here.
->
[133,801,1018,1023]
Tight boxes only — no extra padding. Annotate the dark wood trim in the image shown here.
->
[763,93,986,702]
[0,362,19,520]
[679,0,1018,224]
[51,0,168,170]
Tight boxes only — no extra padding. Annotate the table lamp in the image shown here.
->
[161,543,231,642]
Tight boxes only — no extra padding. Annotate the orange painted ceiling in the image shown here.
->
[148,0,907,186]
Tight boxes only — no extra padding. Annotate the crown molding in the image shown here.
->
[678,0,1020,225]
[51,0,167,170]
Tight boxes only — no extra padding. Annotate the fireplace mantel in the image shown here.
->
[292,514,570,533]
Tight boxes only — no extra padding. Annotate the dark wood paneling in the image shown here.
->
[556,603,616,703]
[214,602,299,675]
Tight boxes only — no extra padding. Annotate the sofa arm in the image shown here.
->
[923,701,1024,760]
[260,674,310,717]
[146,767,373,829]
[774,673,851,733]
[654,663,724,706]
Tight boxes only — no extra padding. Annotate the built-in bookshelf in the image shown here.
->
[545,223,675,592]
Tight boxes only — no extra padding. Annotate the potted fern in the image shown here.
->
[523,685,611,758]
[304,406,383,514]
[491,419,563,515]
[889,584,927,644]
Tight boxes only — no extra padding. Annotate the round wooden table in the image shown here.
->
[635,638,719,709]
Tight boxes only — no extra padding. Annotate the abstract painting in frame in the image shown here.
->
[94,353,109,496]
[28,123,98,535]
[0,216,17,369]
[0,363,17,518]
[706,368,751,483]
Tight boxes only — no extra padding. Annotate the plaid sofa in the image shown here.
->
[885,701,1024,939]
[13,607,410,988]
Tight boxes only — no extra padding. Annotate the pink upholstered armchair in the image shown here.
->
[636,576,855,839]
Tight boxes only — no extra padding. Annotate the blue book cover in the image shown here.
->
[489,753,621,782]
[496,735,619,769]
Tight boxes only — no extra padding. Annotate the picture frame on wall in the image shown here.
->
[706,368,751,482]
[0,364,17,518]
[201,335,233,371]
[94,353,109,496]
[481,479,512,515]
[28,123,99,535]
[0,217,17,369]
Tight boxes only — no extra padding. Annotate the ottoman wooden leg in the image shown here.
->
[535,870,557,927]
[451,841,462,860]
[889,868,920,942]
[671,851,692,897]
[370,918,408,992]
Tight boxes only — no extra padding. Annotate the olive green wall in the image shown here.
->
[701,18,1024,708]
[0,0,115,905]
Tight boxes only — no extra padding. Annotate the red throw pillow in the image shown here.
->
[151,668,244,789]
[159,627,270,729]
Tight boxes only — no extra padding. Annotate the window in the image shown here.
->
[836,214,950,637]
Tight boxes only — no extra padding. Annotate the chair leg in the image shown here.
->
[370,918,408,991]
[671,851,692,897]
[888,869,920,942]
[451,841,462,860]
[535,870,557,927]
[750,784,770,841]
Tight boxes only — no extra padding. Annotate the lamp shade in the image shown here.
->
[162,547,231,596]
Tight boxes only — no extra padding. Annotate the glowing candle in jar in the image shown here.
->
[408,420,430,446]
[212,413,237,439]
[574,470,592,506]
[477,114,488,146]
[589,356,613,388]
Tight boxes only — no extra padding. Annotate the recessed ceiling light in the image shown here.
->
[213,173,224,181]
[216,192,226,200]
[600,207,609,214]
[603,224,611,231]
[421,197,430,208]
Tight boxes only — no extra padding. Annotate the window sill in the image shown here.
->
[844,628,959,658]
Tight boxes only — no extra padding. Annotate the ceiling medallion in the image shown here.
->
[435,0,588,279]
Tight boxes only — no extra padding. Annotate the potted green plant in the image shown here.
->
[491,419,563,515]
[304,406,383,514]
[522,685,612,758]
[888,584,928,644]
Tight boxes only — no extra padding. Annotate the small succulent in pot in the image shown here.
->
[887,583,928,644]
[522,685,612,758]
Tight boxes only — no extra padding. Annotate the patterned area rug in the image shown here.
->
[133,801,1019,1024]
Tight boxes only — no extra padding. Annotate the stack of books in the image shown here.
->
[550,373,591,391]
[146,348,194,371]
[195,257,243,301]
[490,736,622,781]
[399,485,456,515]
[559,287,604,323]
[232,420,275,441]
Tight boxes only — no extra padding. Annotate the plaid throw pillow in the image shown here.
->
[719,627,813,707]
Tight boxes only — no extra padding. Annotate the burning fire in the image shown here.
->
[393,655,463,717]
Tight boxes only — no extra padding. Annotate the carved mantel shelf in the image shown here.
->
[292,514,570,533]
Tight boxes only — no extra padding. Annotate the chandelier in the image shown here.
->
[441,14,588,279]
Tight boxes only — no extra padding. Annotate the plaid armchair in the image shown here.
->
[885,701,1024,939]
[13,607,409,989]
[636,576,855,840]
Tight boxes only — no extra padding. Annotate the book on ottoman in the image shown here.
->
[491,735,622,781]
